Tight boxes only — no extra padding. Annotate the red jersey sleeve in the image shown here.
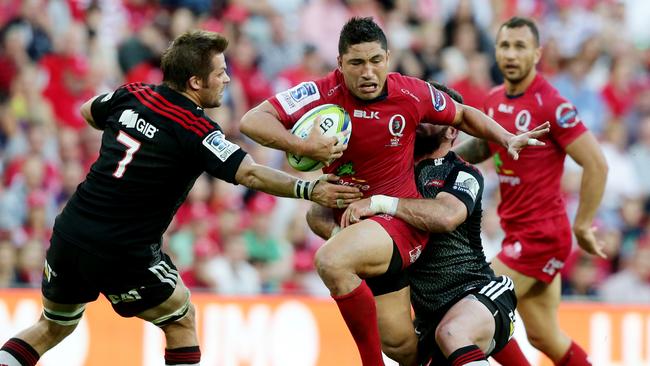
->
[267,77,331,129]
[547,96,587,149]
[414,80,457,126]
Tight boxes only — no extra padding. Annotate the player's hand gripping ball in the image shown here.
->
[287,104,352,171]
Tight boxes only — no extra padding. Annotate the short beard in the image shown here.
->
[503,67,533,85]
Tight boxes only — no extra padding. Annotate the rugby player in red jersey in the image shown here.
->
[240,17,548,366]
[455,17,608,366]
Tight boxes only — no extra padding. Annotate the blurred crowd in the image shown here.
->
[0,0,649,302]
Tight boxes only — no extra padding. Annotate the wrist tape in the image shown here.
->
[294,179,317,200]
[370,195,399,215]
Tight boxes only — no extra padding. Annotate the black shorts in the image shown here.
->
[42,233,178,317]
[415,276,517,365]
[366,242,408,296]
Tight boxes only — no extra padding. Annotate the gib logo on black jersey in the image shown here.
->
[119,109,158,138]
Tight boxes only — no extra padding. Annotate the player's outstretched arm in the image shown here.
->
[240,101,308,155]
[240,101,346,164]
[451,102,549,160]
[340,194,467,232]
[565,131,609,258]
[452,137,492,164]
[234,155,362,208]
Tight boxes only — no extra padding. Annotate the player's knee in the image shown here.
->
[381,335,417,364]
[526,330,551,352]
[314,245,347,280]
[435,321,465,354]
[182,302,196,326]
[41,305,84,341]
[39,316,78,341]
[151,293,194,328]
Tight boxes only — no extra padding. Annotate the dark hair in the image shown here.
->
[414,82,463,158]
[429,81,463,104]
[338,17,387,55]
[499,16,540,46]
[161,30,229,91]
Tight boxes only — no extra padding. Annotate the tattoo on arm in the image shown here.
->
[453,138,491,164]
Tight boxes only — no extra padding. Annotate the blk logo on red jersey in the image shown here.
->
[353,110,379,119]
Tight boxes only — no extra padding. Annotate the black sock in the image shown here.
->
[448,345,487,366]
[0,338,40,366]
[165,345,201,365]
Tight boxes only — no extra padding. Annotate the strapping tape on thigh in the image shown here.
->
[43,305,86,326]
[151,296,190,327]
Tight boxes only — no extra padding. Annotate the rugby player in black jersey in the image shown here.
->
[308,84,517,366]
[0,30,361,366]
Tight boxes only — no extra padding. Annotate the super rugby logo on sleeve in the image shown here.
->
[202,130,240,162]
[555,102,581,128]
[276,81,321,115]
[428,83,447,112]
[452,171,480,202]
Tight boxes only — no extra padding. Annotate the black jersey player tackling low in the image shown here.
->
[0,30,361,366]
[309,84,517,366]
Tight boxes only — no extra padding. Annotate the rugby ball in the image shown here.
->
[287,104,352,171]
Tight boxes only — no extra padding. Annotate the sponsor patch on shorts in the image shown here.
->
[276,81,320,115]
[202,130,240,162]
[452,171,480,202]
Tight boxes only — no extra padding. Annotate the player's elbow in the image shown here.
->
[427,215,459,233]
[239,109,257,137]
[585,151,609,180]
[237,170,262,190]
[597,154,609,177]
[305,206,322,235]
[80,100,97,129]
[442,217,461,232]
[234,157,262,190]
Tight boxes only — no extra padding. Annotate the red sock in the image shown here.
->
[0,338,39,366]
[333,281,384,366]
[164,346,201,365]
[556,341,591,366]
[449,345,488,366]
[491,339,531,366]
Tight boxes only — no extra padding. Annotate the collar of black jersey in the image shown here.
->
[157,84,205,113]
[417,151,456,166]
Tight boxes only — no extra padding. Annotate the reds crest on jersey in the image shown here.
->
[387,114,406,147]
[514,109,531,132]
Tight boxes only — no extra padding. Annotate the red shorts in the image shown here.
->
[496,215,573,284]
[369,214,429,270]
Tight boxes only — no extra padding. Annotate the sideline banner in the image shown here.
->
[0,289,648,366]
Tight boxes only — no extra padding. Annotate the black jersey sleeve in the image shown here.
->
[90,86,131,129]
[441,164,484,215]
[189,128,248,184]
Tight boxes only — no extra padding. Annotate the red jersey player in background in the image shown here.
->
[455,17,608,366]
[240,17,548,366]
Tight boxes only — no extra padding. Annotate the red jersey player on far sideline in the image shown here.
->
[240,17,548,366]
[454,17,608,366]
